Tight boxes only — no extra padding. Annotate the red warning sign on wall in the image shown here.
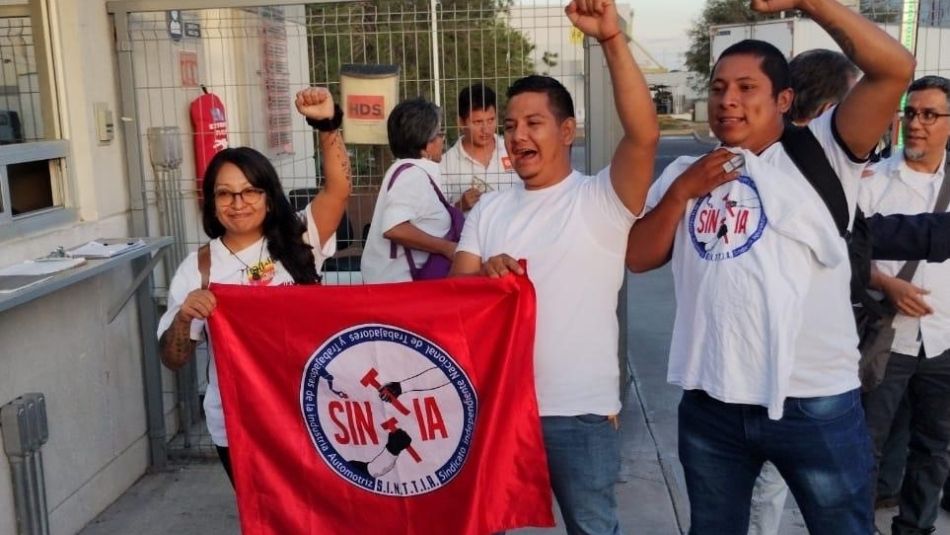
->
[180,51,198,88]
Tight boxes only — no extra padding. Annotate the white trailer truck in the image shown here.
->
[709,17,950,79]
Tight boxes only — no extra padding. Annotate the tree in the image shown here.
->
[303,0,537,182]
[306,0,535,128]
[541,51,559,76]
[683,0,779,88]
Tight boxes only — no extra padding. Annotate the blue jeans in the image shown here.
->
[541,415,621,535]
[679,389,874,535]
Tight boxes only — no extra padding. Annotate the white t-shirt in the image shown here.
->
[859,151,950,358]
[457,168,637,416]
[439,135,518,203]
[648,147,848,419]
[647,109,867,416]
[361,158,451,283]
[156,205,335,447]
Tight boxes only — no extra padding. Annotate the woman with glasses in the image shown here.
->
[361,97,463,283]
[156,87,350,484]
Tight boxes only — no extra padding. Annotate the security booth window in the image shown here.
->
[0,2,67,224]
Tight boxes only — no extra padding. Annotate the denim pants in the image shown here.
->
[678,389,874,535]
[541,415,621,535]
[876,394,911,499]
[863,349,950,534]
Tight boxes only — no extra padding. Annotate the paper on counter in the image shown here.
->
[66,239,146,258]
[0,257,86,276]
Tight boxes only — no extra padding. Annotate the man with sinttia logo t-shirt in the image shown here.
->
[626,1,914,533]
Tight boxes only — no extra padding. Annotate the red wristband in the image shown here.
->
[598,30,623,44]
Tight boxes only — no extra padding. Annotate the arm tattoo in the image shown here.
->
[321,130,352,186]
[159,319,196,369]
[827,26,856,59]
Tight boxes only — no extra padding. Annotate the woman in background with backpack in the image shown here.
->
[156,87,350,485]
[361,97,463,283]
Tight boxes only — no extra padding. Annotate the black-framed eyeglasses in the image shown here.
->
[901,107,950,126]
[214,187,265,205]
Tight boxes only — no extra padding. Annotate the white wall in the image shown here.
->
[0,1,150,534]
[0,269,149,535]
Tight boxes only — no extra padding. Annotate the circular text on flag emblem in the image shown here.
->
[688,175,768,261]
[300,324,478,496]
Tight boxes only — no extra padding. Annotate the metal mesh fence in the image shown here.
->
[862,0,950,27]
[117,0,588,457]
[123,1,587,289]
[117,0,950,463]
[859,0,950,78]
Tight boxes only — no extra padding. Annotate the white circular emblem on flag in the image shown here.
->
[688,175,767,261]
[300,324,478,496]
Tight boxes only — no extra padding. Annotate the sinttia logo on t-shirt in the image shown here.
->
[300,324,477,496]
[688,175,767,261]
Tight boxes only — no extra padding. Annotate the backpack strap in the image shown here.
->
[780,125,851,238]
[936,154,950,214]
[895,156,950,282]
[781,124,882,314]
[387,162,452,206]
[386,162,423,191]
[197,244,211,290]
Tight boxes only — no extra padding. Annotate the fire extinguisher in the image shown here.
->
[190,86,229,201]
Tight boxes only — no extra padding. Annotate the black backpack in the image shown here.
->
[779,125,885,328]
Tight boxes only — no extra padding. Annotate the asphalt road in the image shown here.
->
[654,135,714,182]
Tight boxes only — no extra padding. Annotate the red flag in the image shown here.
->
[208,273,554,535]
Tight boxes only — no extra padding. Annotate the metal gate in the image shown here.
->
[108,0,593,461]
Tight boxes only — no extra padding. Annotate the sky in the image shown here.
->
[514,1,944,72]
[514,0,708,71]
[627,0,706,70]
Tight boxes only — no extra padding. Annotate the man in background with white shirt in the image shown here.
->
[440,83,517,211]
[860,75,950,535]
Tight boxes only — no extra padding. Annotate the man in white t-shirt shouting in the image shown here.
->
[625,1,914,533]
[860,75,950,535]
[449,1,658,533]
[439,84,517,211]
